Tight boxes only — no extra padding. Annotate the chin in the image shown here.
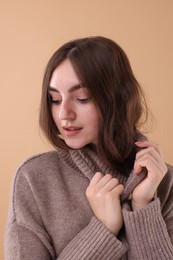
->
[67,144,86,150]
[65,141,88,150]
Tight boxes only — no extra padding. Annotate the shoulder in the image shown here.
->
[12,148,86,190]
[7,151,62,229]
[10,151,67,212]
[15,150,66,175]
[12,150,67,188]
[16,150,61,170]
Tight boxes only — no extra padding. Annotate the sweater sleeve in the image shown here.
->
[122,198,173,259]
[5,168,127,260]
[4,168,56,260]
[5,218,126,260]
[57,216,126,260]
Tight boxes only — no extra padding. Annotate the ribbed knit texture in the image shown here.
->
[123,199,173,259]
[4,147,173,259]
[58,217,126,260]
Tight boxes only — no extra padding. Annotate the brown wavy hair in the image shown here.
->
[39,36,148,173]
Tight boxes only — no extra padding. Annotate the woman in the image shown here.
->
[5,36,173,259]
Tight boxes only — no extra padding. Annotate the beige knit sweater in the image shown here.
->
[4,146,173,259]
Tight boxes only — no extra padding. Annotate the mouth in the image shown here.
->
[62,126,83,136]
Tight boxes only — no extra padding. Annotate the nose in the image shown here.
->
[58,101,76,121]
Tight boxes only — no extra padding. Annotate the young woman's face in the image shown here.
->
[48,59,99,149]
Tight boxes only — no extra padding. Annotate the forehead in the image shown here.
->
[50,59,79,87]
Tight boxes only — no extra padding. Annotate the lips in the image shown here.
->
[62,126,83,136]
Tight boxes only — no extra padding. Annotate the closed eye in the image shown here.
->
[49,95,62,105]
[77,98,90,104]
[51,100,62,105]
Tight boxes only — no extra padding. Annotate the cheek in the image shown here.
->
[51,107,59,125]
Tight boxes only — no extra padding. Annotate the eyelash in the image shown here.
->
[77,98,90,104]
[51,99,61,105]
[50,97,90,105]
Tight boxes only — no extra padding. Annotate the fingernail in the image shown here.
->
[134,167,141,174]
[135,141,141,144]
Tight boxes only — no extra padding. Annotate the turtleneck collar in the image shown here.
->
[58,140,148,203]
[59,145,128,186]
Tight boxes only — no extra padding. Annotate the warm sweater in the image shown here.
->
[4,146,173,259]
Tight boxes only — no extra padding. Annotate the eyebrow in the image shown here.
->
[48,84,82,93]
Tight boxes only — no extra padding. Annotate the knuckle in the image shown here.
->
[94,172,102,179]
[96,171,102,177]
[116,184,123,192]
[112,178,119,186]
[105,174,112,180]
[86,187,93,198]
[119,184,124,191]
[114,184,124,196]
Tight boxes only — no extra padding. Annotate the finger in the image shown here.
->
[134,153,158,173]
[135,140,163,157]
[96,174,114,190]
[89,172,104,186]
[135,146,164,165]
[102,178,119,192]
[133,164,143,174]
[111,184,124,197]
[134,153,166,176]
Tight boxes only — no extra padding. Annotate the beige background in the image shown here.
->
[1,0,173,258]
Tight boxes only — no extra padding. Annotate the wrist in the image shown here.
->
[101,219,122,236]
[132,198,153,211]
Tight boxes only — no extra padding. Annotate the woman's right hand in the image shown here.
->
[86,172,124,236]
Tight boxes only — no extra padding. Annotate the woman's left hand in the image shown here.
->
[132,140,168,211]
